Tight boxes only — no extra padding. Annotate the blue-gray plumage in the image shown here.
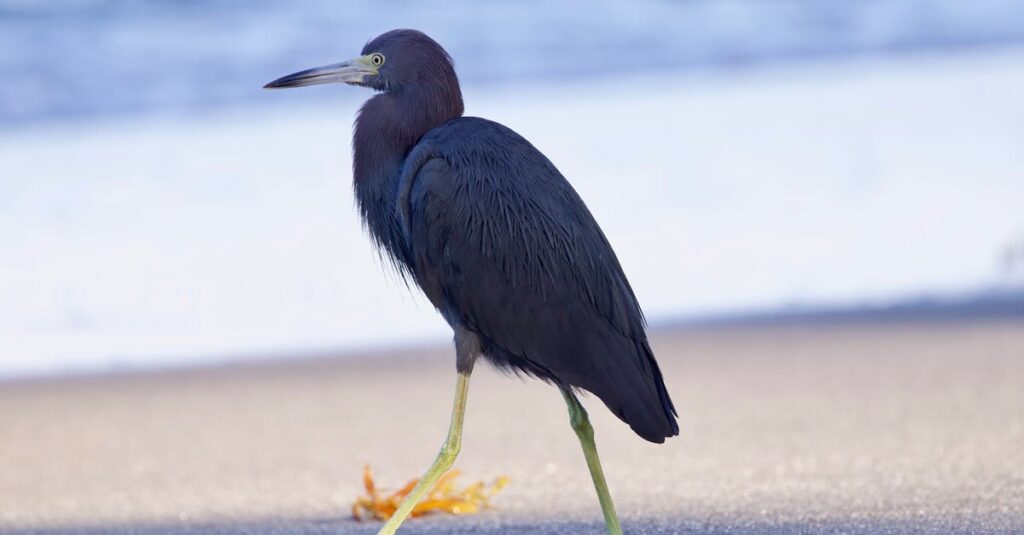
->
[399,118,678,442]
[266,29,677,534]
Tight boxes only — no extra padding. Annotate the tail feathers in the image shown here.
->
[586,337,678,443]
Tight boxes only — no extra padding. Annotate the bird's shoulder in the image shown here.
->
[416,116,554,173]
[402,116,582,244]
[419,116,523,147]
[402,116,572,213]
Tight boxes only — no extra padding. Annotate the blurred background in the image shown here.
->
[2,0,1023,378]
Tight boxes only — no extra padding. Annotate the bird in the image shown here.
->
[264,29,678,535]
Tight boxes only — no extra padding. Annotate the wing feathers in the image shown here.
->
[397,117,678,442]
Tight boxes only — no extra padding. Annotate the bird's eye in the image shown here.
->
[370,53,385,67]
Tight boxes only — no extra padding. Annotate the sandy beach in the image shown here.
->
[2,319,1023,534]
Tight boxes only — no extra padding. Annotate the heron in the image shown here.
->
[264,29,678,535]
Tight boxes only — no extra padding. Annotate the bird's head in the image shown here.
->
[264,29,461,99]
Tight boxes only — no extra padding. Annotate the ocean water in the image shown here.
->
[3,0,1024,125]
[2,3,1024,377]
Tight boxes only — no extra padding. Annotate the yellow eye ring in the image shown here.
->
[369,53,385,67]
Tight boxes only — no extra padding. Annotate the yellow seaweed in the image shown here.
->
[352,465,509,522]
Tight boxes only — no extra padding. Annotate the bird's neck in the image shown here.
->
[351,90,462,264]
[353,90,461,184]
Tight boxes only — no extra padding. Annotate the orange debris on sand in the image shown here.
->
[352,465,509,521]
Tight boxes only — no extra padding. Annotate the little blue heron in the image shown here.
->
[265,29,678,535]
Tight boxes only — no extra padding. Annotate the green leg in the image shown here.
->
[377,372,472,535]
[561,388,623,535]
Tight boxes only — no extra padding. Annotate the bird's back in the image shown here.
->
[398,117,678,442]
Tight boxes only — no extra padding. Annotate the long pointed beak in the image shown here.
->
[263,58,376,89]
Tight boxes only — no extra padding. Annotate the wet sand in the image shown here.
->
[2,319,1022,534]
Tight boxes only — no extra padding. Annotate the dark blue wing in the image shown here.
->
[399,117,678,442]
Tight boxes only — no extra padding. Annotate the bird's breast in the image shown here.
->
[354,167,416,275]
